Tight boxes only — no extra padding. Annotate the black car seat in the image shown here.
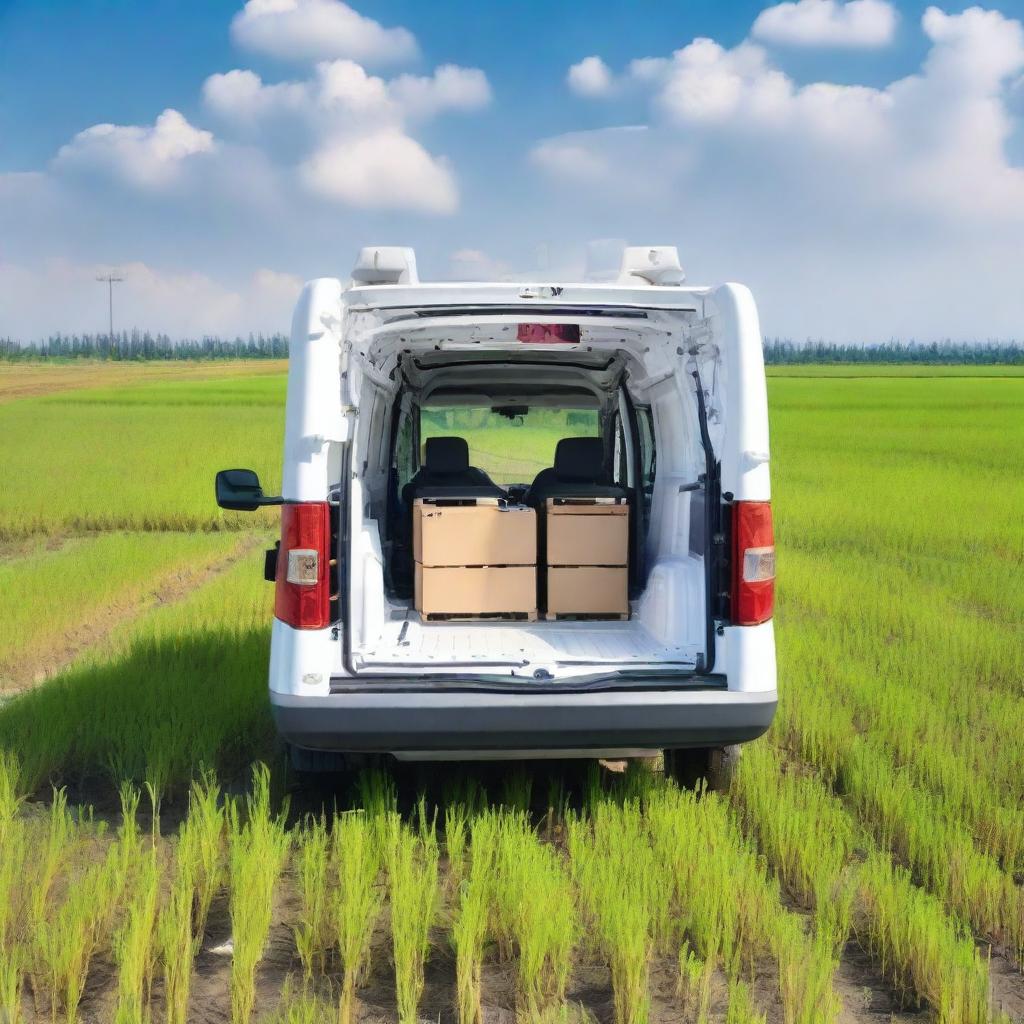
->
[401,436,503,506]
[525,437,624,505]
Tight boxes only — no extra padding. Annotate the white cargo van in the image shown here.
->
[216,245,776,784]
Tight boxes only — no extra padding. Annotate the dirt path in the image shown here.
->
[0,359,287,402]
[989,950,1024,1023]
[0,532,265,692]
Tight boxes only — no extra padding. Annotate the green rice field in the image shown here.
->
[0,359,1021,1024]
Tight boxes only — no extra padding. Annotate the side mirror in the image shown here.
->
[215,469,283,511]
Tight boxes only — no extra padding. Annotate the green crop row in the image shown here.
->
[0,531,247,689]
[732,742,1010,1024]
[0,554,276,797]
[0,753,847,1024]
[0,384,285,539]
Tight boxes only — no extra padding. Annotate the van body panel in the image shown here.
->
[712,283,772,502]
[282,278,346,501]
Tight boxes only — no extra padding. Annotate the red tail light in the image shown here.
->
[275,502,331,630]
[732,501,775,626]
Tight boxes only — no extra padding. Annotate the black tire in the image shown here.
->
[664,744,741,793]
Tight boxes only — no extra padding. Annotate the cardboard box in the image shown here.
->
[545,500,629,567]
[414,500,536,567]
[546,566,628,616]
[415,564,537,617]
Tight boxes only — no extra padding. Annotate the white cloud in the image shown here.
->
[534,6,1024,340]
[568,56,616,97]
[300,131,457,213]
[921,5,1024,88]
[201,57,490,212]
[390,65,492,118]
[0,259,303,340]
[543,7,1024,220]
[656,40,795,123]
[53,109,214,190]
[202,69,308,122]
[752,0,897,49]
[203,59,491,129]
[231,0,417,65]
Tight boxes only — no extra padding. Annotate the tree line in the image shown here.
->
[762,338,1022,364]
[1,331,1020,364]
[0,330,288,361]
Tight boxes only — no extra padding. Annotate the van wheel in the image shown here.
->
[664,745,741,793]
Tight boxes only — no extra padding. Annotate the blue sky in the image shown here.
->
[2,0,1023,341]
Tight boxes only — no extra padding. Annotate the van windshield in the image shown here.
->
[420,406,600,486]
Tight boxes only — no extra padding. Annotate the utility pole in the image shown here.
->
[96,273,124,343]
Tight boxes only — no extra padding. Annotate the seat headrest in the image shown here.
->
[554,437,605,482]
[424,436,470,474]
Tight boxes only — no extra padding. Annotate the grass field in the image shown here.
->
[0,361,1021,1024]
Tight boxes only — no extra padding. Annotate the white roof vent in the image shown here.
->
[617,246,685,286]
[351,246,419,286]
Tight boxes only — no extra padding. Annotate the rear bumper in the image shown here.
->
[272,685,777,754]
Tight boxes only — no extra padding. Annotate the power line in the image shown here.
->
[96,273,124,342]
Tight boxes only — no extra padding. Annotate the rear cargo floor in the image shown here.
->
[353,614,700,675]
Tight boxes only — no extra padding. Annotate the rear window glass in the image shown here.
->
[420,407,599,486]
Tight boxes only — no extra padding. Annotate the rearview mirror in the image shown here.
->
[215,468,283,511]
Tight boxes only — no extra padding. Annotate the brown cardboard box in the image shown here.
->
[414,500,537,567]
[415,564,537,617]
[545,500,629,567]
[546,566,628,616]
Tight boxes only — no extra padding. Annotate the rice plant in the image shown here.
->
[265,975,335,1024]
[0,750,22,832]
[114,781,144,882]
[113,847,161,1024]
[385,817,439,1024]
[157,844,196,1024]
[644,783,845,1024]
[774,916,844,1024]
[333,812,384,1024]
[293,815,332,981]
[443,803,468,897]
[0,762,26,961]
[492,812,577,1020]
[677,942,715,1024]
[28,788,76,937]
[184,769,226,943]
[35,853,119,1024]
[451,812,498,1024]
[725,976,766,1024]
[857,852,990,1024]
[0,944,25,1024]
[356,769,397,817]
[156,770,226,1024]
[568,801,658,1024]
[227,764,291,1024]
